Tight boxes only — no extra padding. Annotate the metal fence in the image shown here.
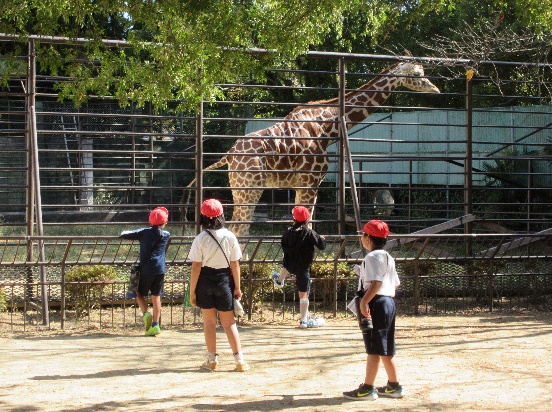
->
[0,36,551,331]
[0,232,550,331]
[0,35,550,237]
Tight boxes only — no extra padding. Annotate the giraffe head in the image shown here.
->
[389,62,440,93]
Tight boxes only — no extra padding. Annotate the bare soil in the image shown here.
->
[1,312,551,411]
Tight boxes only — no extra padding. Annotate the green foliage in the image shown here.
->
[65,265,120,317]
[240,263,274,311]
[311,257,355,303]
[0,0,356,112]
[0,287,6,312]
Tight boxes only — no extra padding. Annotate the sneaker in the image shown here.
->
[143,312,153,332]
[234,361,250,372]
[145,325,160,336]
[308,317,325,328]
[299,320,308,329]
[201,355,218,371]
[343,384,378,401]
[376,384,404,398]
[272,272,284,288]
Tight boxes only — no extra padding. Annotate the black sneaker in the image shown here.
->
[376,384,404,398]
[343,384,378,400]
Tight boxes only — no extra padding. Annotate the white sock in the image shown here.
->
[300,297,309,321]
[208,352,218,362]
[233,352,244,363]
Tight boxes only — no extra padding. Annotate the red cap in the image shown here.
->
[149,207,168,226]
[359,220,389,238]
[292,206,310,223]
[201,198,223,218]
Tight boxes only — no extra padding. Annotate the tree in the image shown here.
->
[1,0,358,112]
[2,1,550,112]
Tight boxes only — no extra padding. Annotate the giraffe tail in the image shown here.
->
[180,156,229,234]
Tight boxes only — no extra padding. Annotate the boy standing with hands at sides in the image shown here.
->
[343,219,404,401]
[120,207,170,336]
[272,206,326,328]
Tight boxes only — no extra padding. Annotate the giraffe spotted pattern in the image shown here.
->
[189,61,439,236]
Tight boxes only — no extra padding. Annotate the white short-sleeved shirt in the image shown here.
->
[188,228,242,269]
[359,249,400,297]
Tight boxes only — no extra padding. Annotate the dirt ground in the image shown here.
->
[1,312,551,412]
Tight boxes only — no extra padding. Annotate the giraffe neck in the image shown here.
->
[343,75,400,125]
[296,71,401,151]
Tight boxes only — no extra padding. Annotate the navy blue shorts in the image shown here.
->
[138,273,165,297]
[362,295,396,356]
[285,267,310,293]
[195,267,234,312]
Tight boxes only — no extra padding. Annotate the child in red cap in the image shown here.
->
[343,219,403,401]
[188,199,249,372]
[272,206,326,328]
[120,207,170,336]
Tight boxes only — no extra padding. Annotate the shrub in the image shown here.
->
[239,263,274,311]
[65,265,120,317]
[311,257,355,302]
[0,288,6,312]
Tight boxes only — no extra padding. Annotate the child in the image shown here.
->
[343,219,403,400]
[272,206,326,328]
[120,207,170,336]
[188,199,249,372]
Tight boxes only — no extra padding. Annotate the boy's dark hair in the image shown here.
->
[291,219,307,230]
[369,235,387,249]
[200,214,225,230]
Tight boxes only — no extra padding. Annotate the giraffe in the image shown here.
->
[188,60,440,237]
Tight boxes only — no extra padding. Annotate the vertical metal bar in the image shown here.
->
[60,239,73,329]
[465,71,473,223]
[340,116,365,257]
[25,39,35,301]
[195,101,204,235]
[465,70,474,277]
[338,58,346,236]
[527,159,532,233]
[30,106,49,326]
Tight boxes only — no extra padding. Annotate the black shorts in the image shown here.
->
[138,273,165,297]
[285,267,311,293]
[362,295,396,356]
[195,266,234,312]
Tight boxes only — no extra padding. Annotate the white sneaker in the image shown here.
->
[235,361,250,372]
[201,354,218,371]
[299,320,308,329]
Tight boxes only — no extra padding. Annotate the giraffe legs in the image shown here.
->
[228,189,264,237]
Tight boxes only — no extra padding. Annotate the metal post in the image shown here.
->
[194,101,204,235]
[338,58,346,235]
[465,70,473,226]
[30,105,49,327]
[25,39,36,301]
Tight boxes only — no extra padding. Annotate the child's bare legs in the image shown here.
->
[151,294,161,323]
[136,293,148,314]
[218,310,242,354]
[277,267,289,283]
[364,354,398,386]
[201,308,218,355]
